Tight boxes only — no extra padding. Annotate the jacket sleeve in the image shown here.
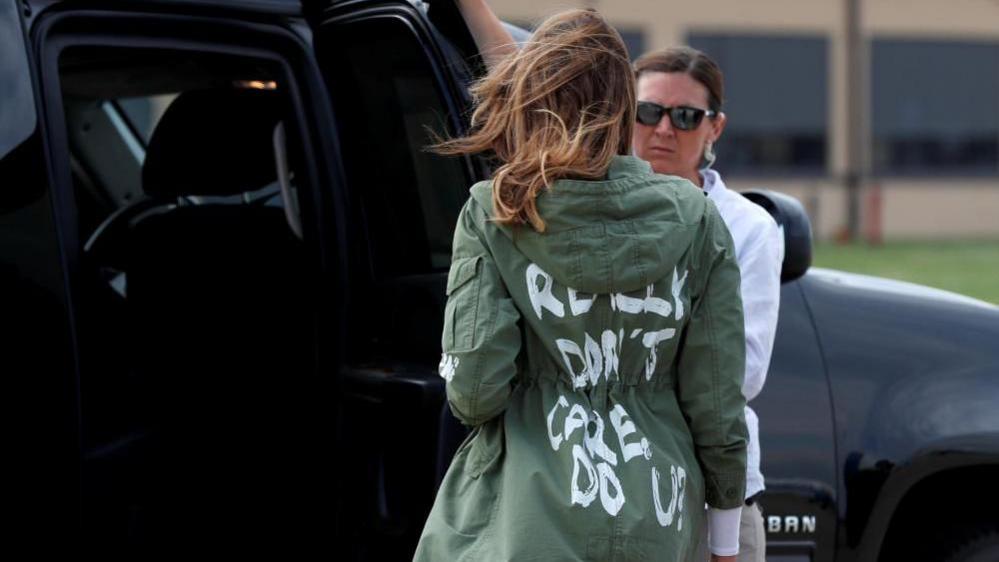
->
[676,202,749,510]
[738,215,782,402]
[439,198,522,427]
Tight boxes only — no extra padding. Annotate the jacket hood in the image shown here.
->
[470,155,709,294]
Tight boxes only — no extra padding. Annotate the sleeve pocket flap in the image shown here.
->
[446,255,483,295]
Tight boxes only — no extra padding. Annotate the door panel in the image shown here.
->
[316,7,474,559]
[755,281,838,562]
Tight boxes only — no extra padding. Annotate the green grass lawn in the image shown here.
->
[812,240,999,304]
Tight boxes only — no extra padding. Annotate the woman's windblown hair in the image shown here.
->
[434,9,635,232]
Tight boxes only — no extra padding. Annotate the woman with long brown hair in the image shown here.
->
[416,8,747,560]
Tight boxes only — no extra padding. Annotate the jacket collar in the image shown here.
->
[607,154,653,180]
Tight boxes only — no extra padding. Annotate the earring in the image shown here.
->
[703,141,717,170]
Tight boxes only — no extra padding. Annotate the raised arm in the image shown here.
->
[454,0,517,70]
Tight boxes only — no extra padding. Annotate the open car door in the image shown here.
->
[312,1,488,558]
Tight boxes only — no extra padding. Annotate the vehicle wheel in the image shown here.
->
[942,527,999,562]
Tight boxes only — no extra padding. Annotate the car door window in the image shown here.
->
[320,15,472,279]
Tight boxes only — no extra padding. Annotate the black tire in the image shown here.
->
[942,527,999,562]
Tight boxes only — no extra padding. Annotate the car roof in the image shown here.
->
[34,0,305,16]
[30,0,425,21]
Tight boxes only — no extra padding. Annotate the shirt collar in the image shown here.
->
[700,168,726,199]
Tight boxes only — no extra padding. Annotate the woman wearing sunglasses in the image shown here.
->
[633,48,783,562]
[632,49,725,187]
[418,5,749,562]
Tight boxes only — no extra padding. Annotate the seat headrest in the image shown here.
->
[741,189,813,283]
[142,88,282,199]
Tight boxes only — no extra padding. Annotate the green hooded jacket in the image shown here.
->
[415,155,748,561]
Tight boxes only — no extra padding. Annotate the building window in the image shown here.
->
[618,28,646,61]
[872,39,999,176]
[688,33,829,176]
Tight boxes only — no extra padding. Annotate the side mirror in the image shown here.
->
[741,189,813,284]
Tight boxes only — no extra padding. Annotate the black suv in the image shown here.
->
[2,1,998,560]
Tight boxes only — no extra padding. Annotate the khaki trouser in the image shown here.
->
[691,502,766,561]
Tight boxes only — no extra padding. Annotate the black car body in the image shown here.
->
[2,0,998,559]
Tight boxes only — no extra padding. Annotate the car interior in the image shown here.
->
[57,45,319,546]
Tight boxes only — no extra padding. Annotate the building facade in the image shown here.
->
[494,0,999,240]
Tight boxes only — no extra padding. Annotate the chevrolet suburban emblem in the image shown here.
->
[767,515,817,533]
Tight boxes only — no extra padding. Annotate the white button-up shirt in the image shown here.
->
[702,168,783,500]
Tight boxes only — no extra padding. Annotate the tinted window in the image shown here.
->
[872,39,999,176]
[689,33,829,176]
[322,17,471,278]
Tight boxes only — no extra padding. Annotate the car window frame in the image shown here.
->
[33,6,349,336]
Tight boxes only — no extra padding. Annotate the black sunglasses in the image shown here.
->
[636,101,716,131]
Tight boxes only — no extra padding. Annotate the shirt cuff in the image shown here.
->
[708,506,742,557]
